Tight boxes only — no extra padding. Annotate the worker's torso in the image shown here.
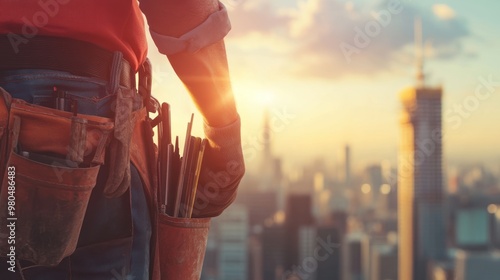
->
[0,0,147,70]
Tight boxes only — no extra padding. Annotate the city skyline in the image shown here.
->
[143,2,500,275]
[146,0,500,171]
[201,89,499,279]
[228,0,500,168]
[198,62,499,278]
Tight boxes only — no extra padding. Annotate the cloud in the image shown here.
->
[432,4,456,20]
[290,0,471,78]
[289,0,322,37]
[225,0,472,79]
[225,0,290,37]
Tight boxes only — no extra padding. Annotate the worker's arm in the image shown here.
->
[140,0,245,217]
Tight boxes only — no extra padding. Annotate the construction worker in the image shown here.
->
[0,0,244,279]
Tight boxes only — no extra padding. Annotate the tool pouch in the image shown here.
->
[129,98,211,280]
[0,88,114,266]
[103,87,141,198]
[157,214,210,280]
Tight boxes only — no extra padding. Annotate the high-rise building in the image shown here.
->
[259,108,281,192]
[237,190,278,228]
[316,226,342,280]
[297,226,317,280]
[370,243,398,280]
[336,144,352,188]
[361,234,388,280]
[398,19,446,279]
[331,211,348,235]
[447,194,500,250]
[313,172,334,222]
[454,250,500,280]
[345,144,351,187]
[299,226,317,263]
[398,81,446,280]
[342,232,365,280]
[284,225,343,280]
[261,225,286,280]
[218,205,249,280]
[494,206,500,249]
[455,207,490,250]
[284,194,314,272]
[365,165,383,197]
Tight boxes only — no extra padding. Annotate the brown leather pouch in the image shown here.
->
[0,88,114,266]
[129,99,212,280]
[157,214,210,280]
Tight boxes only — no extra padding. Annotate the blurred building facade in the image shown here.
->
[218,205,249,280]
[398,85,447,280]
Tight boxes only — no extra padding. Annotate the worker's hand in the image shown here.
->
[191,116,245,218]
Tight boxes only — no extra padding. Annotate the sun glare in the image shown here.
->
[255,90,275,107]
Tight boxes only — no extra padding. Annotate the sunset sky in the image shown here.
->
[147,0,500,174]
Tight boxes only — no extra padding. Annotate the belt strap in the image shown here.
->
[0,35,135,88]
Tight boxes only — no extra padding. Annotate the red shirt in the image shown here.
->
[0,0,231,71]
[0,0,147,70]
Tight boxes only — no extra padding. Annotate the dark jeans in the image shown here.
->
[0,69,152,280]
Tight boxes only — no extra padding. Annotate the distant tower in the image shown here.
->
[345,144,351,187]
[262,108,272,160]
[398,17,446,280]
[259,108,275,190]
[336,145,351,186]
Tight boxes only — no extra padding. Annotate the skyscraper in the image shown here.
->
[398,81,446,280]
[342,232,365,280]
[284,194,314,272]
[454,250,500,280]
[259,108,275,191]
[370,243,398,280]
[316,226,342,280]
[218,205,249,280]
[344,144,351,187]
[261,225,286,280]
[398,18,447,280]
[335,144,352,188]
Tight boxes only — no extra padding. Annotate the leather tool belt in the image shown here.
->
[0,35,145,266]
[0,88,114,265]
[0,35,210,280]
